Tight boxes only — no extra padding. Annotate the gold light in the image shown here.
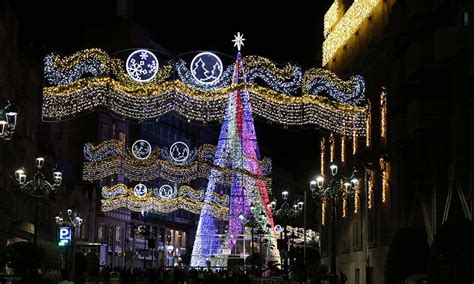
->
[342,194,347,218]
[380,157,389,203]
[352,128,358,155]
[43,49,369,137]
[341,135,346,163]
[368,170,374,209]
[320,138,326,175]
[366,101,371,147]
[322,197,327,225]
[381,87,387,141]
[324,1,344,38]
[354,183,360,214]
[323,0,381,66]
[329,133,335,162]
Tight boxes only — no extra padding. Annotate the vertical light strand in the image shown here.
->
[352,129,358,155]
[366,101,371,148]
[322,197,327,225]
[320,138,326,175]
[354,183,360,214]
[342,194,347,218]
[368,170,374,209]
[329,133,335,162]
[381,158,389,204]
[341,135,346,163]
[381,87,387,142]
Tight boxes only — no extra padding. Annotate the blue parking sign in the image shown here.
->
[58,226,72,246]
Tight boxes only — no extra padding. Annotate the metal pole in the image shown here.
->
[303,190,307,266]
[251,227,255,274]
[33,202,39,244]
[143,237,147,270]
[284,225,288,279]
[72,227,76,279]
[331,197,336,284]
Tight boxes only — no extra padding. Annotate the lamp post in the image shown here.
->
[55,209,83,277]
[269,190,303,279]
[310,162,358,284]
[244,204,269,275]
[15,157,62,243]
[0,101,18,141]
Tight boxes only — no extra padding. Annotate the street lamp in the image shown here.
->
[15,157,63,243]
[240,205,268,276]
[309,164,359,284]
[0,101,18,141]
[270,190,303,279]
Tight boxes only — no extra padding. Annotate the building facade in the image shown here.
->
[319,0,474,283]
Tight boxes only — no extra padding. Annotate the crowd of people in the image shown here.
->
[98,266,252,284]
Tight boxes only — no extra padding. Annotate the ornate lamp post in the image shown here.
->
[240,204,268,275]
[269,190,303,279]
[55,209,83,276]
[310,162,359,284]
[0,101,17,141]
[15,157,62,243]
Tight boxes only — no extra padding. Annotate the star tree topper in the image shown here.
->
[232,32,245,51]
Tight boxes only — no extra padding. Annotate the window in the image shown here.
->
[119,131,126,144]
[100,124,109,142]
[112,123,117,139]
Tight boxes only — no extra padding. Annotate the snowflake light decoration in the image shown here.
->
[133,183,148,198]
[132,139,152,160]
[126,49,159,82]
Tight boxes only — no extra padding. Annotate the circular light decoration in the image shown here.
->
[169,141,190,163]
[133,183,148,198]
[274,225,283,234]
[132,139,152,160]
[158,184,175,199]
[126,49,159,82]
[190,52,223,84]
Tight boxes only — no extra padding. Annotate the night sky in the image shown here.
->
[10,0,332,191]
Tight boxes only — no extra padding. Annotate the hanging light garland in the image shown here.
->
[340,135,346,163]
[101,184,229,219]
[368,170,374,209]
[324,0,344,38]
[380,157,389,204]
[329,133,335,162]
[380,87,387,141]
[354,183,360,214]
[342,194,348,218]
[322,197,327,225]
[42,49,368,137]
[352,128,358,155]
[323,0,382,66]
[83,140,272,185]
[320,138,325,175]
[366,101,371,147]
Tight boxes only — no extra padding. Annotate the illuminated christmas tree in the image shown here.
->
[191,33,280,267]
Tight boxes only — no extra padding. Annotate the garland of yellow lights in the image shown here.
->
[323,0,382,66]
[101,184,229,219]
[83,141,272,186]
[42,49,368,136]
[84,156,272,186]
